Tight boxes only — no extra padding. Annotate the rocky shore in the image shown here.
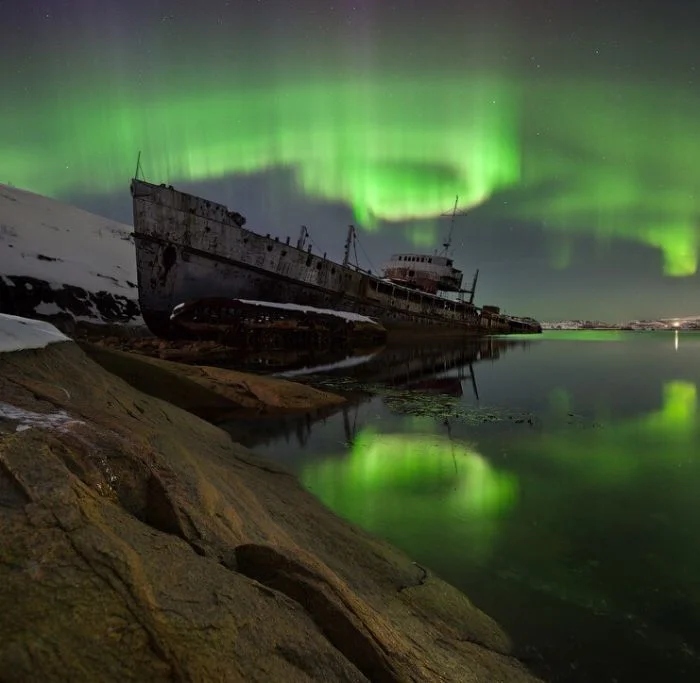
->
[0,328,540,681]
[79,343,346,420]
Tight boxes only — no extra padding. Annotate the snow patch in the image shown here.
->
[34,302,63,316]
[0,313,69,353]
[236,299,379,324]
[0,401,83,434]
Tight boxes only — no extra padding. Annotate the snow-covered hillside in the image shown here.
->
[0,184,140,327]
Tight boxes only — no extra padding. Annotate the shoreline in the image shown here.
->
[0,334,541,681]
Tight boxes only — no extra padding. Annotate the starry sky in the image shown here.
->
[2,0,699,321]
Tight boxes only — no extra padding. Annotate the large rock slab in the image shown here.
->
[0,341,540,682]
[80,343,346,418]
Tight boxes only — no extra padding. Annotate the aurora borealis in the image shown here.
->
[3,0,699,319]
[5,77,519,225]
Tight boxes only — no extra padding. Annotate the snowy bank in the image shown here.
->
[0,313,69,353]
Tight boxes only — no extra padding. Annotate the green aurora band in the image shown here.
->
[4,73,698,274]
[497,82,700,276]
[5,77,519,227]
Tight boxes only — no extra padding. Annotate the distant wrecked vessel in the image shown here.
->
[130,178,541,337]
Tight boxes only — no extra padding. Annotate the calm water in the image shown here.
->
[227,331,700,682]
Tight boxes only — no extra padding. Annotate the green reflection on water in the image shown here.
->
[644,382,697,434]
[541,381,697,475]
[301,379,700,637]
[540,330,627,342]
[300,429,517,561]
[504,380,700,636]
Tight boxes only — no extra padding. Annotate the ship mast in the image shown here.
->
[440,195,460,255]
[439,194,480,303]
[133,150,145,180]
[343,225,356,267]
[297,225,309,250]
[468,269,479,304]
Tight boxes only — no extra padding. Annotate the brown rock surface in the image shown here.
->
[79,343,345,419]
[85,334,272,365]
[0,341,540,682]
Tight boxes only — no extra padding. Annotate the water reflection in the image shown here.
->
[311,336,530,389]
[212,344,385,375]
[249,332,700,682]
[301,428,518,562]
[224,337,532,448]
[208,335,531,377]
[496,380,700,680]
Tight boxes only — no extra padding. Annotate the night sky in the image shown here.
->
[2,0,698,321]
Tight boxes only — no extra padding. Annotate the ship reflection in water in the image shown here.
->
[221,336,531,448]
[276,336,531,403]
[211,345,385,376]
[243,332,700,683]
[216,334,525,380]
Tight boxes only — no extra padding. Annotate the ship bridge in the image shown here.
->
[381,253,463,294]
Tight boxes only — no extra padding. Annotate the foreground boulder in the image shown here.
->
[0,339,539,682]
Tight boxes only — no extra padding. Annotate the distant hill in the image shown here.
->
[0,184,141,328]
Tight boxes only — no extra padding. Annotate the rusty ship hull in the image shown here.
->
[131,179,541,337]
